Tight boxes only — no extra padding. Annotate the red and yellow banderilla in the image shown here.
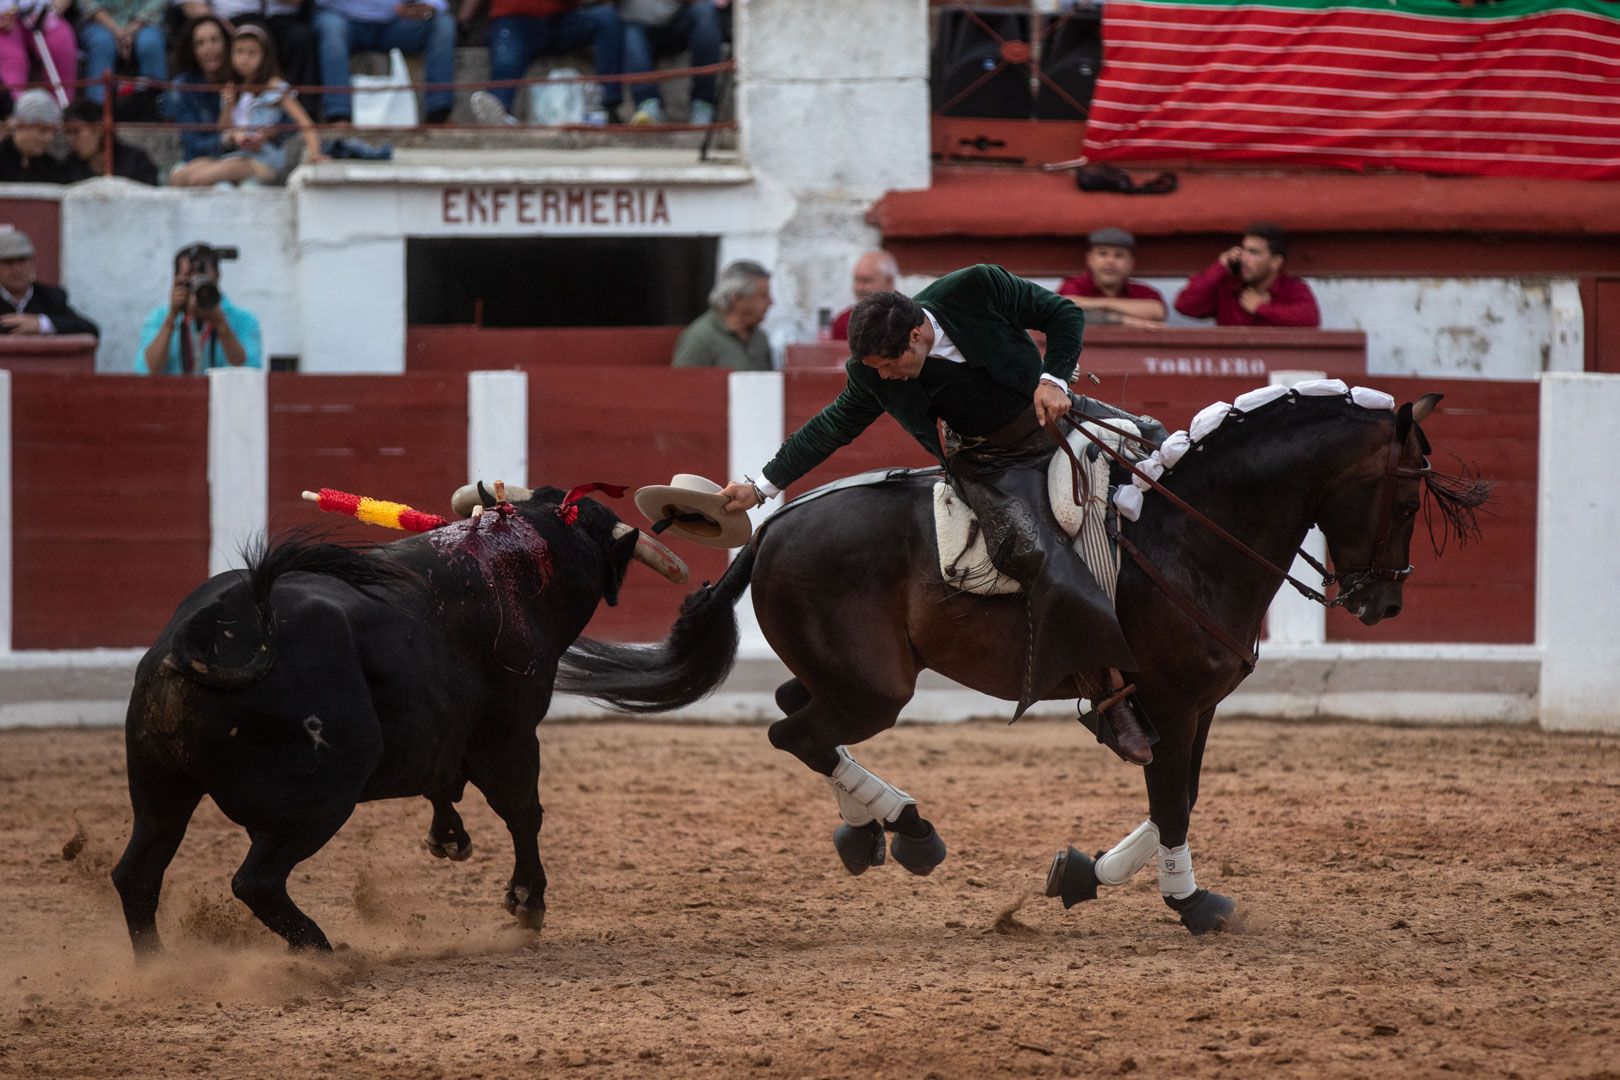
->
[300,488,450,533]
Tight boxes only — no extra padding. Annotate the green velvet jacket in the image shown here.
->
[762,264,1084,489]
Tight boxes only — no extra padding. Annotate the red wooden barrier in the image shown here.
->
[267,374,469,542]
[408,326,683,373]
[11,373,208,649]
[780,371,1536,646]
[0,335,98,373]
[529,366,731,642]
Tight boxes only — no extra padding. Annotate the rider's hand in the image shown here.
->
[1033,380,1072,428]
[720,480,762,513]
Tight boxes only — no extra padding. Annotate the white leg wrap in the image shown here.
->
[1158,843,1197,900]
[1094,820,1161,887]
[826,747,915,827]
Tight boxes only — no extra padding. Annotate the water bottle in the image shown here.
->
[581,80,608,127]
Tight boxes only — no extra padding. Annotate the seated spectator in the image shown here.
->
[61,97,159,183]
[135,241,261,373]
[828,249,896,341]
[170,25,325,186]
[0,0,75,101]
[315,0,454,124]
[175,0,319,110]
[1174,222,1320,328]
[0,89,72,182]
[0,228,100,338]
[465,0,624,127]
[164,15,231,164]
[1057,227,1167,327]
[672,259,771,370]
[619,0,720,125]
[78,0,166,107]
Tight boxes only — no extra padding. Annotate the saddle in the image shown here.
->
[935,419,1145,599]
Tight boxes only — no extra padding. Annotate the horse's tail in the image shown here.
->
[555,543,755,713]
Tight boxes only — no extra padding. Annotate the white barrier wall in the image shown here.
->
[1536,373,1620,734]
[62,179,301,372]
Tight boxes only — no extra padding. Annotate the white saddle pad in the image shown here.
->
[934,420,1139,599]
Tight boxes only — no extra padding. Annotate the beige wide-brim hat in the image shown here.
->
[634,474,753,549]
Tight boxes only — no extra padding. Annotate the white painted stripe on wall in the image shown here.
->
[468,370,529,488]
[207,368,269,577]
[0,370,11,654]
[728,370,785,659]
[1536,373,1620,734]
[1263,371,1327,647]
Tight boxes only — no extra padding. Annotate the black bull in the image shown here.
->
[113,489,699,953]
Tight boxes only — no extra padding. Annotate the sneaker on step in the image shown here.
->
[689,99,716,126]
[630,99,666,125]
[470,90,517,127]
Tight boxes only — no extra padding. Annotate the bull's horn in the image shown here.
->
[450,481,534,517]
[613,523,690,584]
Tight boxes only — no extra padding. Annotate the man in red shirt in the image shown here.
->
[1174,222,1320,328]
[828,250,898,340]
[1056,227,1167,327]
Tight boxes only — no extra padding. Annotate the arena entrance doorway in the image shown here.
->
[405,236,719,372]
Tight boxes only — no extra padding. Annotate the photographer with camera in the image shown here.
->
[134,242,262,375]
[1173,222,1320,328]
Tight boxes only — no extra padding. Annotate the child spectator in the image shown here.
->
[0,0,75,100]
[61,96,159,183]
[164,16,230,163]
[169,23,324,186]
[0,88,72,182]
[174,0,319,109]
[619,0,721,125]
[78,0,167,106]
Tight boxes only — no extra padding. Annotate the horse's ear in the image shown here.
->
[1411,393,1443,425]
[1396,401,1414,445]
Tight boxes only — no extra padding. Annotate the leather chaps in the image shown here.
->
[946,398,1140,716]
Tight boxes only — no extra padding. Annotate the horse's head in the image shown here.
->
[1313,393,1489,624]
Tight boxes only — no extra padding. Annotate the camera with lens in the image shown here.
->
[176,243,239,311]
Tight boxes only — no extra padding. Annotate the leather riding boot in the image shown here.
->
[1100,691,1154,766]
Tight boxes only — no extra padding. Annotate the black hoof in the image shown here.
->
[423,835,473,861]
[504,885,546,930]
[1164,889,1235,935]
[889,824,947,876]
[832,822,886,876]
[1044,846,1100,909]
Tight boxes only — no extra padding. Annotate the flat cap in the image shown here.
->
[13,89,62,127]
[1087,226,1136,250]
[0,230,36,260]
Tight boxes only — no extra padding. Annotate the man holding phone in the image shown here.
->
[1173,222,1320,327]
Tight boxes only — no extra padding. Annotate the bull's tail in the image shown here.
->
[555,543,755,713]
[167,530,417,691]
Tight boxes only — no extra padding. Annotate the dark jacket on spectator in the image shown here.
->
[164,74,225,162]
[0,283,101,338]
[0,139,75,183]
[63,140,161,186]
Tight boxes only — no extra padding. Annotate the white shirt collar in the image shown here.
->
[923,309,964,364]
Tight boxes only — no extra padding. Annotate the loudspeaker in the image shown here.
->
[931,8,1034,120]
[1034,10,1102,121]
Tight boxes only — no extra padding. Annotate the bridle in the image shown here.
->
[1054,407,1429,671]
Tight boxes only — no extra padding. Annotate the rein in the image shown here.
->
[1054,408,1428,670]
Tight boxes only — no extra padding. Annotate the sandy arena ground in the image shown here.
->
[1,716,1617,1079]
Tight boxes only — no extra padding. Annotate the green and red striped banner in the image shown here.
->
[1082,0,1620,179]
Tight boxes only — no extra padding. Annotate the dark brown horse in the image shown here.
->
[558,388,1490,934]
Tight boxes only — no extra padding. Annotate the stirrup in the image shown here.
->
[1077,685,1159,754]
